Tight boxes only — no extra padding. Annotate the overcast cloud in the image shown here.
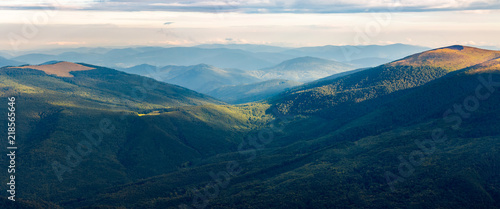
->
[1,0,500,13]
[0,0,499,50]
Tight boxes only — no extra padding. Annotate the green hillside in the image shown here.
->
[270,45,500,119]
[1,46,499,208]
[271,64,448,117]
[0,63,222,111]
[60,46,500,208]
[0,63,271,205]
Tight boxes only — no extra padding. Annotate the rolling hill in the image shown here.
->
[0,62,222,111]
[0,61,271,207]
[390,45,500,71]
[123,64,261,93]
[47,45,500,209]
[1,45,499,209]
[0,56,25,67]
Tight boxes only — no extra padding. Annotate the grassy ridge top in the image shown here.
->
[11,61,95,77]
[390,45,500,71]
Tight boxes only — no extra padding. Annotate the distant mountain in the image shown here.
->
[253,56,354,82]
[207,79,302,104]
[195,44,291,53]
[283,43,430,63]
[11,53,59,65]
[12,47,296,70]
[348,57,393,68]
[120,63,157,75]
[28,47,114,55]
[0,56,25,67]
[39,60,65,65]
[9,44,429,71]
[123,64,261,93]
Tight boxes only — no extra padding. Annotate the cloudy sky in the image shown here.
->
[0,0,499,51]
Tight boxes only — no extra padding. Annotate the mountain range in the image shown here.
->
[1,45,499,209]
[10,44,428,70]
[206,79,303,104]
[0,56,25,68]
[121,56,354,103]
[251,56,354,82]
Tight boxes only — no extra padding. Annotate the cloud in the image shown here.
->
[46,41,87,46]
[1,0,500,13]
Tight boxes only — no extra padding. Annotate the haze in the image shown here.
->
[0,0,499,51]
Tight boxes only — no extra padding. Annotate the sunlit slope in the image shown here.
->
[271,46,500,117]
[71,49,500,209]
[0,61,273,206]
[0,62,222,111]
[390,45,500,71]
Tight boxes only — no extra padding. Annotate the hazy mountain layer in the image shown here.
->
[207,79,302,104]
[252,56,354,82]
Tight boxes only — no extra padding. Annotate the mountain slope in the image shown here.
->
[2,45,500,209]
[253,56,353,82]
[124,64,261,93]
[0,62,271,207]
[0,56,25,67]
[207,79,302,104]
[61,46,500,209]
[390,45,500,71]
[271,45,500,117]
[1,62,222,111]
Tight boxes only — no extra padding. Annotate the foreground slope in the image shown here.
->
[0,62,274,206]
[64,46,500,208]
[2,46,500,209]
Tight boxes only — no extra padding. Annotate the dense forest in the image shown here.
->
[0,46,499,208]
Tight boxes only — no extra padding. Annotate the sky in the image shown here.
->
[0,0,499,51]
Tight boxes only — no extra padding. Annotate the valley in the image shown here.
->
[0,45,499,208]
